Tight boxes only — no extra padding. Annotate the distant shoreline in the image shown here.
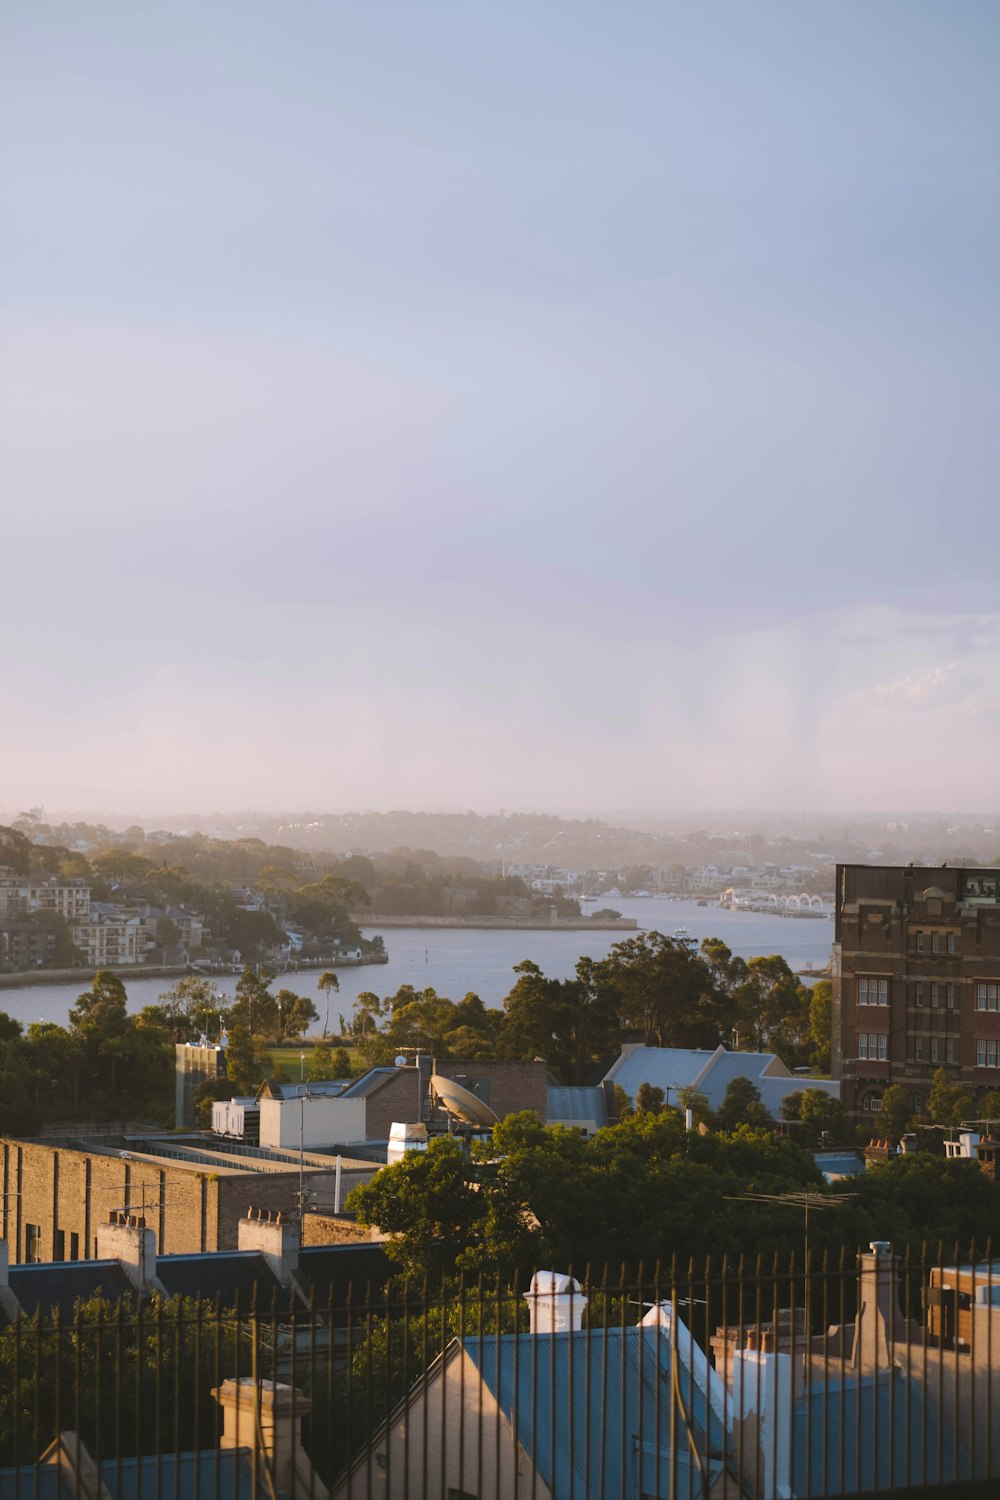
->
[0,962,190,991]
[356,915,638,931]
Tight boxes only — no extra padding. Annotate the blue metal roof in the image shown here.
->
[0,1466,68,1500]
[463,1325,726,1500]
[97,1449,258,1500]
[604,1046,719,1104]
[604,1045,839,1117]
[814,1150,865,1183]
[791,1370,969,1495]
[546,1086,608,1126]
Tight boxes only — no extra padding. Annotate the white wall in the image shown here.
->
[259,1095,367,1148]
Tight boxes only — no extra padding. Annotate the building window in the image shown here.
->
[946,1038,956,1064]
[991,1040,999,1069]
[862,1091,883,1112]
[916,933,925,953]
[947,933,957,955]
[912,1092,924,1113]
[931,983,939,1009]
[54,1230,65,1261]
[859,1033,887,1062]
[859,977,889,1007]
[916,1037,925,1061]
[946,984,955,1009]
[915,983,924,1007]
[930,1038,939,1063]
[977,984,1000,1011]
[932,933,941,955]
[978,1040,986,1067]
[69,1232,79,1262]
[24,1223,42,1264]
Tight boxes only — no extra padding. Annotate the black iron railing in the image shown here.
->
[0,1244,997,1499]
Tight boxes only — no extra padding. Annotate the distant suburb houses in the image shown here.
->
[0,866,206,970]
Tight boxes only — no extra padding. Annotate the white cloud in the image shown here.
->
[864,662,986,710]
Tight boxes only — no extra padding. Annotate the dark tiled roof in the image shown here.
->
[8,1261,134,1318]
[297,1244,391,1307]
[155,1252,286,1310]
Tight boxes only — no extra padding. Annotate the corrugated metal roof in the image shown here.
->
[98,1450,257,1500]
[341,1067,398,1099]
[546,1086,608,1126]
[604,1045,839,1117]
[604,1046,720,1102]
[0,1466,67,1500]
[791,1370,969,1494]
[464,1325,725,1500]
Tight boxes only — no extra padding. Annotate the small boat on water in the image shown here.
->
[672,926,694,943]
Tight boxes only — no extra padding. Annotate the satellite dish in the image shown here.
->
[429,1073,499,1128]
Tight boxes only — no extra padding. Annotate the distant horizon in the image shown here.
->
[3,801,998,829]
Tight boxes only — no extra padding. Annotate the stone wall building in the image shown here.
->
[0,1132,376,1266]
[833,864,1000,1116]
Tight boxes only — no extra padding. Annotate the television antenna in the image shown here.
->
[724,1190,859,1328]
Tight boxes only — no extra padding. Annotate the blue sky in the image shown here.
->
[2,2,999,814]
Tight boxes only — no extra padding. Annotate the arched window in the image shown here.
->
[862,1090,884,1112]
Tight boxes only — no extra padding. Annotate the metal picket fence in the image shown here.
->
[0,1244,997,1500]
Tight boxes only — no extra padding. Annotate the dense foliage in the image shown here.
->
[349,1110,1000,1288]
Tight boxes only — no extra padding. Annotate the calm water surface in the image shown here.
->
[0,896,833,1031]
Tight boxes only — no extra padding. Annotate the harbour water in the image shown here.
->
[0,896,833,1032]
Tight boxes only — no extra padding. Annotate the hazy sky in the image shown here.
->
[2,2,999,816]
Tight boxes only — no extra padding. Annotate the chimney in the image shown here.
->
[853,1239,902,1371]
[96,1212,162,1292]
[0,1239,21,1323]
[523,1270,586,1334]
[238,1207,300,1285]
[731,1348,794,1500]
[213,1378,321,1496]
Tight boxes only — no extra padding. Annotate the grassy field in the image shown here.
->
[260,1039,361,1079]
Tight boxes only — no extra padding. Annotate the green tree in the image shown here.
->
[317,970,340,1038]
[228,966,279,1037]
[731,955,811,1063]
[980,1090,1000,1128]
[808,979,832,1072]
[276,989,319,1039]
[149,976,228,1043]
[307,1041,352,1081]
[716,1077,772,1132]
[879,1083,914,1143]
[69,971,132,1102]
[596,931,721,1049]
[348,1135,485,1281]
[928,1066,974,1128]
[677,1085,713,1129]
[635,1082,666,1115]
[0,823,33,873]
[500,956,619,1083]
[224,1022,265,1093]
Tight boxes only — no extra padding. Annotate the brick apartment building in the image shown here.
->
[833,864,1000,1116]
